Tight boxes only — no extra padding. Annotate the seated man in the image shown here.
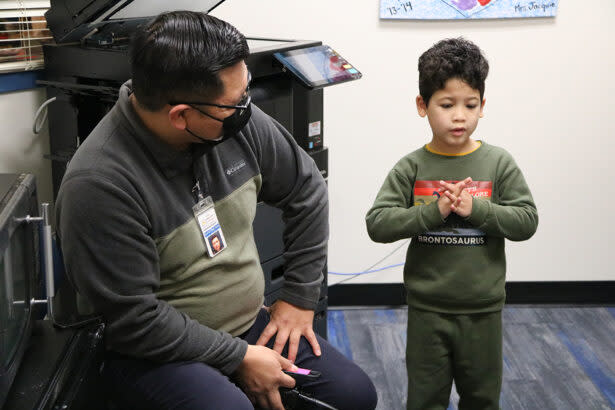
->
[55,10,377,410]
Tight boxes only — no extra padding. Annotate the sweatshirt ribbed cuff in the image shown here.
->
[221,338,249,376]
[423,201,446,230]
[279,283,320,310]
[467,197,489,227]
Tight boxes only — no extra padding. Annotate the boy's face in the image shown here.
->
[416,78,485,154]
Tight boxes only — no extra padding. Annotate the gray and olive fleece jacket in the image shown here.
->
[366,143,538,313]
[56,81,328,375]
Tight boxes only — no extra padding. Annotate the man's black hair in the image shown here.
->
[129,11,249,111]
[418,37,489,106]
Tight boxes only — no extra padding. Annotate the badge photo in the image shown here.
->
[206,230,226,256]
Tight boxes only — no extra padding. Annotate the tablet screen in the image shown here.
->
[274,45,362,89]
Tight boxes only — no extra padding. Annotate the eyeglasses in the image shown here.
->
[175,93,251,124]
[179,92,252,111]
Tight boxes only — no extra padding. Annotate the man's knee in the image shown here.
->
[104,358,254,410]
[326,365,378,410]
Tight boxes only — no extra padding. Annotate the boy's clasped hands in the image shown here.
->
[437,177,473,218]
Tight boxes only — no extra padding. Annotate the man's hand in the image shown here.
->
[236,345,297,410]
[438,178,471,218]
[256,300,321,363]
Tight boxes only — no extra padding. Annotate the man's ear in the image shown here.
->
[168,104,190,131]
[479,98,486,118]
[416,95,428,117]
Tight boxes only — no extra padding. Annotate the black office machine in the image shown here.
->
[0,173,110,410]
[0,174,42,408]
[42,0,362,338]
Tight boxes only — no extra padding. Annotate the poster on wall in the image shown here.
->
[380,0,559,20]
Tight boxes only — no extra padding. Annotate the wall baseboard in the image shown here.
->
[327,282,615,306]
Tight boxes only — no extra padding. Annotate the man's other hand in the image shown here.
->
[256,300,321,363]
[236,345,296,410]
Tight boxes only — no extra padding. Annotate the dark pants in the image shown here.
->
[406,308,502,410]
[103,309,377,410]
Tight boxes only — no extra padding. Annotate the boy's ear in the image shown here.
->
[168,104,190,131]
[479,98,486,118]
[416,95,428,117]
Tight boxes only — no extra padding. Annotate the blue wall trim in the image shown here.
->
[0,71,42,93]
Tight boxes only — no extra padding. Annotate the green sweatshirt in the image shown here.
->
[366,142,538,313]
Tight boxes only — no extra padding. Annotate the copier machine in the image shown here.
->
[41,0,362,338]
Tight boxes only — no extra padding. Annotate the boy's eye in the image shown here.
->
[467,104,477,109]
[441,104,453,109]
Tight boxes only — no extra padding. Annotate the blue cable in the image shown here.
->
[328,239,409,285]
[328,263,404,276]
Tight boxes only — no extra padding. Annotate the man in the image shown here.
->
[55,10,376,410]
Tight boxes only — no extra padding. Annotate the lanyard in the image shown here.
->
[191,145,210,202]
[190,144,226,257]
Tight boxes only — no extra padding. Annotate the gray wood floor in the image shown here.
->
[327,306,615,410]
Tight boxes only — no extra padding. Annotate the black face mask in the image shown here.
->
[185,94,252,142]
[220,100,252,136]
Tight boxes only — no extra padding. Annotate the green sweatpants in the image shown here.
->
[406,308,502,410]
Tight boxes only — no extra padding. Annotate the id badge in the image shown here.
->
[192,196,227,257]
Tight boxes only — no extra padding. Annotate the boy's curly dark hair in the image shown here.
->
[418,38,489,106]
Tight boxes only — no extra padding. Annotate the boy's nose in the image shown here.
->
[452,109,465,121]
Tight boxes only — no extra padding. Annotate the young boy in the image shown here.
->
[365,38,538,410]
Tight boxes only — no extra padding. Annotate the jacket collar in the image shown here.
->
[116,80,192,178]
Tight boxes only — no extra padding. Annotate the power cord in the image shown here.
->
[32,96,57,134]
[329,240,409,286]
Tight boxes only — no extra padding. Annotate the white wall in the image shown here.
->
[0,88,53,209]
[210,1,615,284]
[1,1,613,286]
